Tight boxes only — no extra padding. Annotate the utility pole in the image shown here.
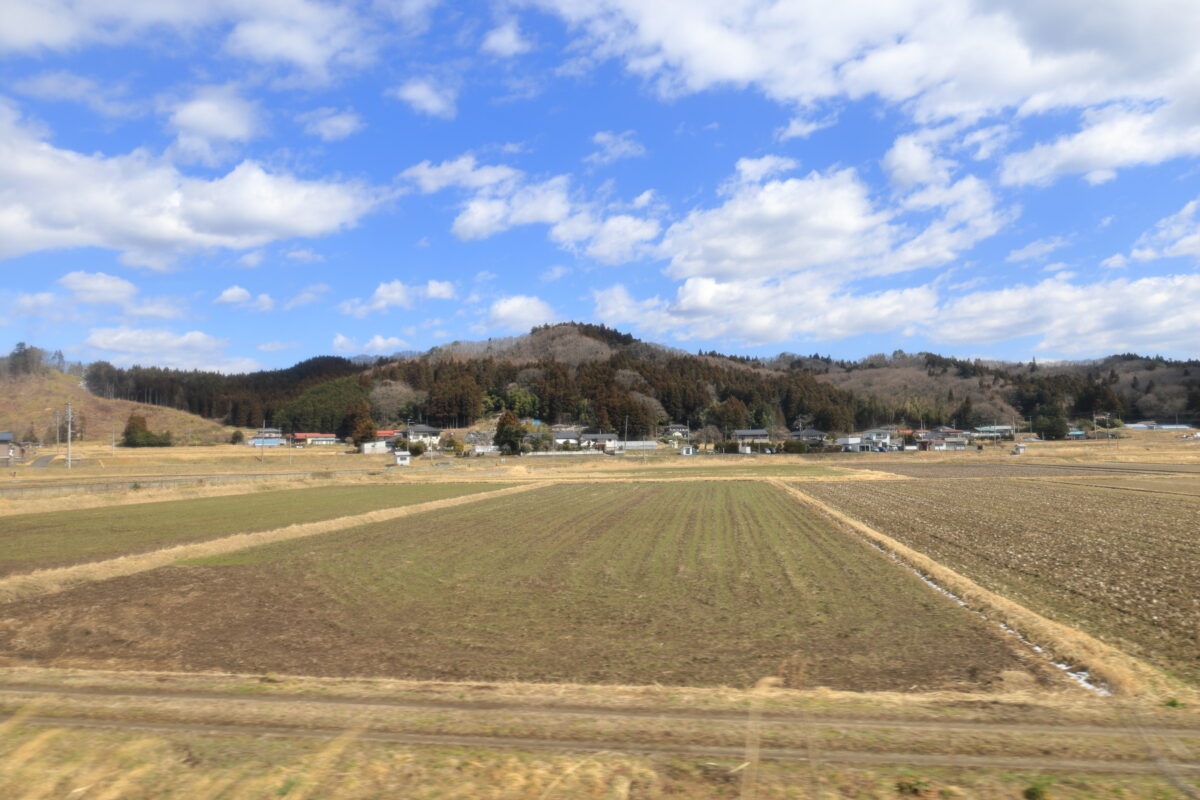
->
[111,424,116,455]
[66,402,73,470]
[54,411,61,448]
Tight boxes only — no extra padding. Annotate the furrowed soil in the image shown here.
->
[795,478,1200,685]
[0,483,505,575]
[0,482,1057,692]
[857,461,1155,479]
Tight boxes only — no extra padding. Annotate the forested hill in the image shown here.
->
[10,324,1197,439]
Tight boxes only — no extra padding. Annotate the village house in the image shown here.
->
[789,428,827,446]
[249,427,286,446]
[663,424,690,438]
[553,430,582,447]
[732,428,771,444]
[836,436,868,453]
[290,432,339,446]
[861,428,900,450]
[402,423,443,447]
[580,433,618,449]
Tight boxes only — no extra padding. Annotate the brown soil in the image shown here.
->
[0,482,1061,693]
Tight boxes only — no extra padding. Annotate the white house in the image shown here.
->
[861,428,899,450]
[732,428,770,443]
[360,441,391,454]
[402,424,443,447]
[581,433,618,449]
[837,436,869,453]
[553,430,582,447]
[664,424,690,438]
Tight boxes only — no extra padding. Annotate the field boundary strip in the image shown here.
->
[0,482,553,604]
[769,480,1187,700]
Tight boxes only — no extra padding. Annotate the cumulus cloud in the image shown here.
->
[584,130,646,166]
[85,326,257,371]
[167,85,260,165]
[482,20,532,57]
[391,78,457,119]
[215,285,273,311]
[0,102,378,268]
[339,279,457,317]
[332,333,409,354]
[532,1,1200,184]
[401,155,520,194]
[297,106,364,141]
[51,270,185,319]
[1129,197,1200,262]
[487,295,557,332]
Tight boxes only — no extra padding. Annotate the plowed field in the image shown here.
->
[796,479,1200,683]
[0,483,505,575]
[0,482,1052,691]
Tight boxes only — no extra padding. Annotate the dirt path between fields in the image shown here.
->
[0,482,553,603]
[8,712,1198,776]
[0,683,1197,739]
[770,480,1186,701]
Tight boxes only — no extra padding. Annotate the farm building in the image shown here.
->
[249,427,286,446]
[472,444,499,455]
[612,440,659,452]
[403,424,443,446]
[732,429,770,443]
[663,424,690,438]
[360,441,392,454]
[393,450,412,466]
[837,436,869,453]
[291,432,339,446]
[581,433,617,449]
[679,445,697,456]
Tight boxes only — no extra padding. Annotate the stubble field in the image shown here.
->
[0,481,1052,692]
[795,477,1200,684]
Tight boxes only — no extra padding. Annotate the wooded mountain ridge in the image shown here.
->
[4,326,1199,440]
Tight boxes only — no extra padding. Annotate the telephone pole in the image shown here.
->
[66,402,73,470]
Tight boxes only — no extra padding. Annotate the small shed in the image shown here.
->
[393,450,412,466]
[360,441,391,454]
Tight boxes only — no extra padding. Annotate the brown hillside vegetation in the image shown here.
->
[0,371,226,444]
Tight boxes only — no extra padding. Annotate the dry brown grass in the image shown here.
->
[0,482,551,603]
[771,480,1194,702]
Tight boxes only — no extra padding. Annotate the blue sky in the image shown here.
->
[2,1,1199,371]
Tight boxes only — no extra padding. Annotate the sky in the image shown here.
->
[2,0,1200,372]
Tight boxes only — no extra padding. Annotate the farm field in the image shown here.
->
[0,481,1055,692]
[592,463,850,478]
[1044,475,1200,497]
[857,461,1144,479]
[0,483,506,576]
[796,478,1200,684]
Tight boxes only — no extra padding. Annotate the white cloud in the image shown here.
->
[283,283,330,310]
[215,285,273,311]
[1129,197,1200,262]
[257,340,298,352]
[168,85,261,165]
[363,334,409,353]
[534,1,1200,184]
[391,78,457,119]
[0,102,378,268]
[401,155,520,194]
[482,20,532,57]
[297,106,364,141]
[1006,235,1071,263]
[1100,253,1128,269]
[585,130,646,166]
[882,133,953,189]
[332,333,356,352]
[487,295,557,331]
[931,274,1200,355]
[729,155,798,186]
[86,326,257,372]
[58,271,138,305]
[339,279,457,317]
[776,115,835,141]
[238,250,264,268]
[453,176,572,239]
[540,265,570,282]
[13,70,137,117]
[285,248,324,262]
[51,270,185,319]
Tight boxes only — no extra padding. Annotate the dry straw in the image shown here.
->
[0,482,550,604]
[771,480,1190,700]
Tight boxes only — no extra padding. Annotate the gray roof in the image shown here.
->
[405,424,442,434]
[0,432,14,443]
[581,433,617,440]
[793,428,825,437]
[733,429,770,436]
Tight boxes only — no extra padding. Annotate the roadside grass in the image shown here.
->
[0,483,505,576]
[0,722,1190,799]
[0,482,1054,691]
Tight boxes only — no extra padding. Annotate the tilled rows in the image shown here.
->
[796,478,1200,684]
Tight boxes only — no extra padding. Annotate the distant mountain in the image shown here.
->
[7,328,1198,442]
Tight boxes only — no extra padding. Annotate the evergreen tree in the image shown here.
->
[494,410,524,454]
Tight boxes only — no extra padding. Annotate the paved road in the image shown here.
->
[28,455,57,468]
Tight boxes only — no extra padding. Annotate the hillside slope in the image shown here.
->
[1,371,227,444]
